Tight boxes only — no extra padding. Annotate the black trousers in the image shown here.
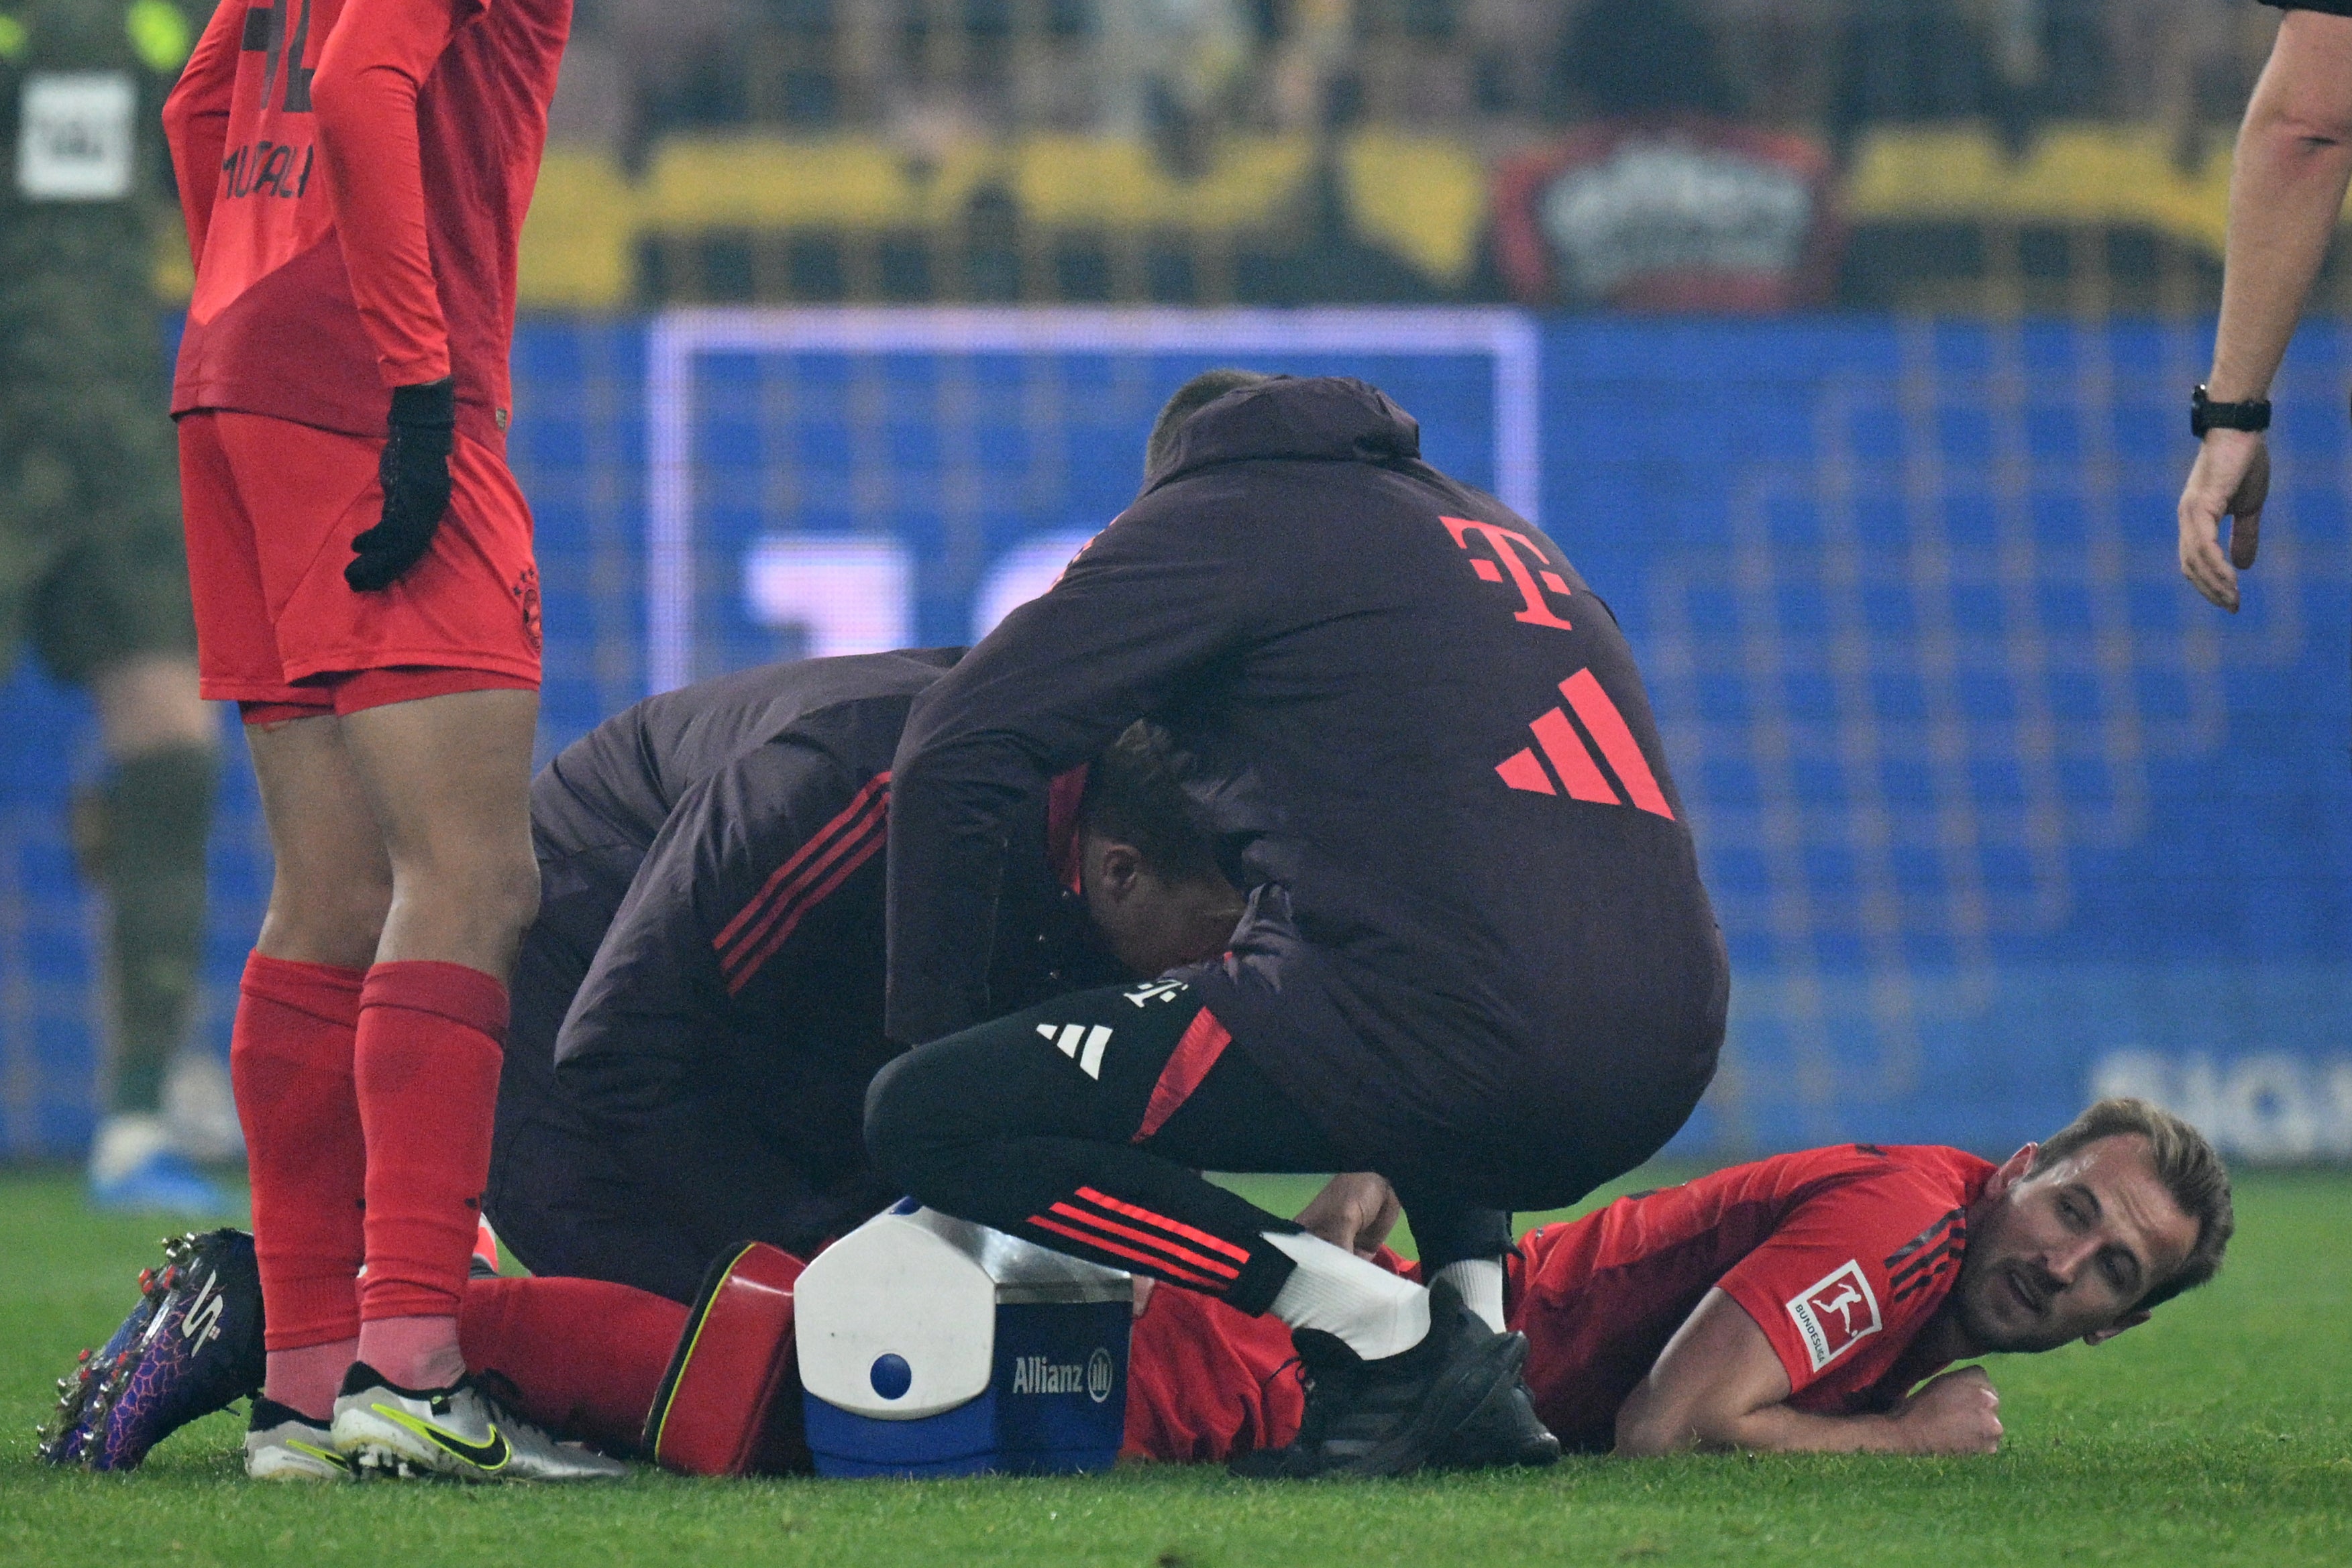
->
[488,865,893,1302]
[485,875,713,1302]
[864,978,1510,1317]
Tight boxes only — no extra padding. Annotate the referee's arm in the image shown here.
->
[2180,5,2352,611]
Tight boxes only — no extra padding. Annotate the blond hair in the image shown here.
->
[2030,1097,2233,1309]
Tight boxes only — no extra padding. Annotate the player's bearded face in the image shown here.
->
[1949,1136,2198,1354]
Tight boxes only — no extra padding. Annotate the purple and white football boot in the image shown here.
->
[34,1276,160,1466]
[37,1229,266,1470]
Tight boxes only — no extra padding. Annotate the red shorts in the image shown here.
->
[178,410,543,718]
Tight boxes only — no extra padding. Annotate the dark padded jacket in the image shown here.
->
[504,648,1098,1265]
[885,376,1727,1204]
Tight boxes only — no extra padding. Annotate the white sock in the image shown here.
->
[89,1114,173,1184]
[1431,1257,1507,1333]
[1264,1231,1431,1360]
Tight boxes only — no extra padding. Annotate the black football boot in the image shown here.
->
[1230,1278,1532,1479]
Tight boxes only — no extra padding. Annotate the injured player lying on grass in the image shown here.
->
[1138,1095,2233,1460]
[38,1097,2231,1474]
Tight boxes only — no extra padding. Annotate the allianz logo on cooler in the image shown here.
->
[1010,1349,1116,1403]
[2092,1051,2352,1162]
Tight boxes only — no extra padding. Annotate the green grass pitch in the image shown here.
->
[2,1166,2345,1567]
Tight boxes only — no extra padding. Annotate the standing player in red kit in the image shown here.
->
[161,0,620,1481]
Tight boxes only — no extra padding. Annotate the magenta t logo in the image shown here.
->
[1441,516,1576,631]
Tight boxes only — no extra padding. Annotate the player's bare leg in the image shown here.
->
[239,714,391,1421]
[235,690,537,1406]
[339,689,541,977]
[248,715,392,972]
[335,687,541,1394]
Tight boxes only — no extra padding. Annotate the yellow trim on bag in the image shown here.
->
[651,1240,760,1459]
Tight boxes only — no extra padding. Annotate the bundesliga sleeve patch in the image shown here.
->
[1785,1260,1882,1372]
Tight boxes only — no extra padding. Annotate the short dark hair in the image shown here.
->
[2029,1097,2233,1310]
[1080,722,1224,885]
[1145,369,1275,479]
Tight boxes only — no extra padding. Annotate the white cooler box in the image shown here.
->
[794,1200,1133,1477]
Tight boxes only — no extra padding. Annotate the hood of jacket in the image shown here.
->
[1141,375,1423,494]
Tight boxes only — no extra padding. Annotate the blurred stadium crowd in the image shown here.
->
[439,0,2306,312]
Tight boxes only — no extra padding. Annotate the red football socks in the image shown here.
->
[460,1276,687,1453]
[231,954,369,1419]
[352,960,506,1387]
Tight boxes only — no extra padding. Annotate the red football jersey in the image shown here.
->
[1123,1282,1306,1465]
[163,0,568,453]
[1509,1143,1992,1450]
[1120,1145,1992,1463]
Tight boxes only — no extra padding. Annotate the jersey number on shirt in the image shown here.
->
[247,0,318,113]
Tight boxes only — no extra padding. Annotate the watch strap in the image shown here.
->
[2192,384,2271,436]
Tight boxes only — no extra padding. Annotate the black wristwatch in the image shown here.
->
[2191,384,2271,437]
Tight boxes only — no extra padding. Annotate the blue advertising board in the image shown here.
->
[1,309,2344,1164]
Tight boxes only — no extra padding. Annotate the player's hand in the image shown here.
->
[348,378,457,592]
[2177,429,2269,612]
[1893,1365,2003,1455]
[1295,1172,1401,1259]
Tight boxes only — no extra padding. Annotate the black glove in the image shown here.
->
[346,377,456,592]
